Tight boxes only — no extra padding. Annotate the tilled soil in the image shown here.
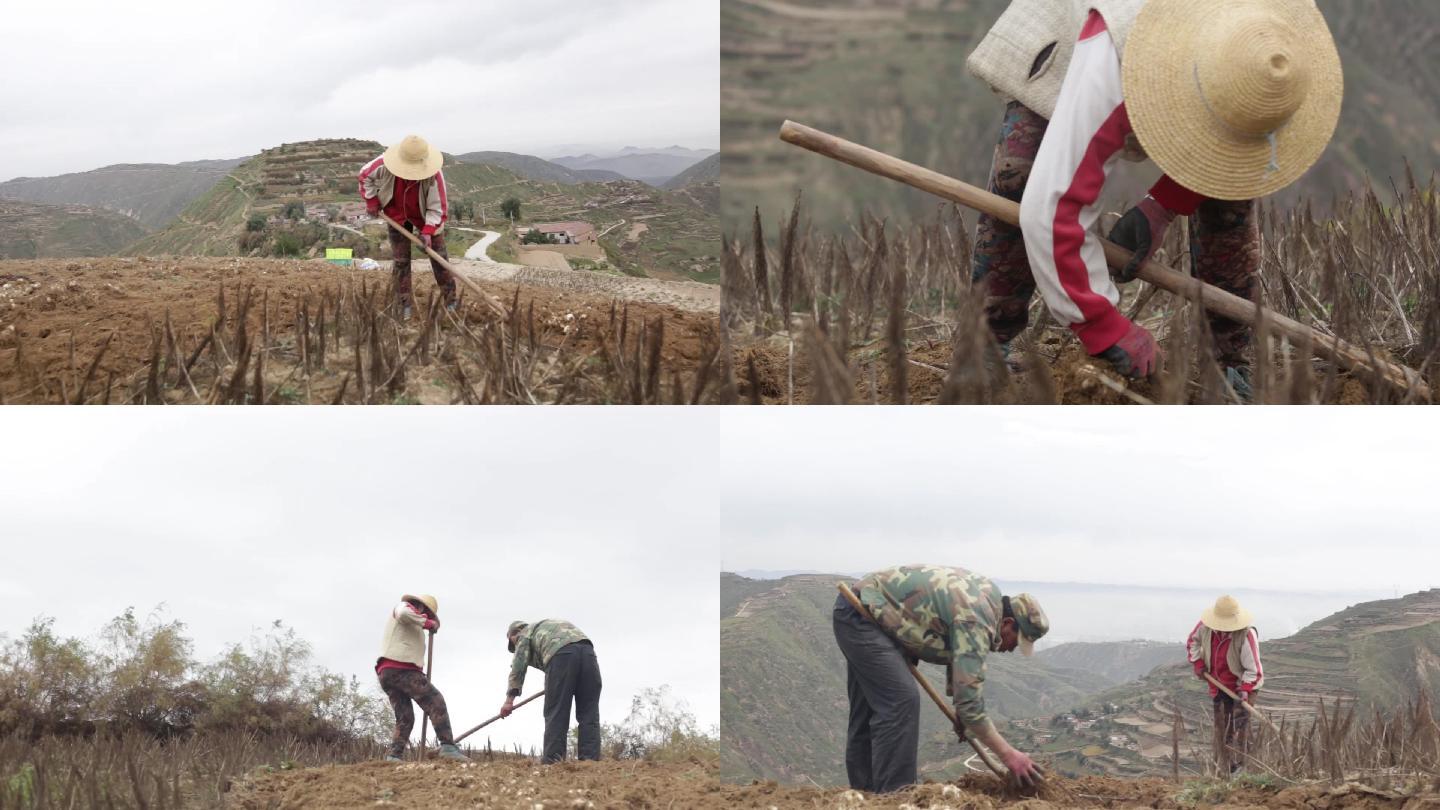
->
[0,257,719,404]
[222,760,1439,810]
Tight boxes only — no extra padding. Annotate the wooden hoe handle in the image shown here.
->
[454,690,547,744]
[378,212,508,319]
[779,120,1430,401]
[1202,672,1282,735]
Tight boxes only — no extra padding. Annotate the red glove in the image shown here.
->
[421,233,433,250]
[1097,321,1160,380]
[1107,196,1176,282]
[423,617,439,633]
[366,197,381,216]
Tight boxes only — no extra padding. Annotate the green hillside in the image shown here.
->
[720,573,1115,786]
[1027,589,1440,778]
[119,139,719,282]
[0,200,149,258]
[1036,640,1184,686]
[0,158,247,228]
[452,151,626,184]
[721,0,1440,233]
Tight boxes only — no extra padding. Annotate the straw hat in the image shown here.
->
[1122,0,1343,200]
[403,593,439,617]
[1201,595,1253,632]
[383,135,443,181]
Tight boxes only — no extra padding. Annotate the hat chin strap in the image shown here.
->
[1192,63,1285,175]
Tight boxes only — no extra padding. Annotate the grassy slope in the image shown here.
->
[0,159,246,228]
[720,574,1115,786]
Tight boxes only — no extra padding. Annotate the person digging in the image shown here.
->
[1187,595,1264,776]
[834,564,1048,793]
[966,0,1342,397]
[375,594,467,762]
[358,134,456,320]
[500,619,602,764]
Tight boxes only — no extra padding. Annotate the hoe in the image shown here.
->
[454,691,547,744]
[780,121,1430,401]
[379,212,509,319]
[836,582,1041,788]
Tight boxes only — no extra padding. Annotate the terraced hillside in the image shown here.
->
[721,0,1440,232]
[122,139,719,282]
[1025,589,1440,778]
[0,200,149,259]
[720,573,1118,786]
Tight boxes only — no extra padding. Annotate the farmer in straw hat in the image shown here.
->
[1187,595,1265,774]
[358,135,456,319]
[375,594,468,761]
[834,565,1049,793]
[501,619,603,763]
[966,0,1343,396]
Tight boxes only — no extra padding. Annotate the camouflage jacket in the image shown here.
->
[507,619,590,696]
[855,565,1005,734]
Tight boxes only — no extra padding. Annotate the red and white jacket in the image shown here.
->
[1186,621,1264,697]
[358,155,448,236]
[1018,10,1205,355]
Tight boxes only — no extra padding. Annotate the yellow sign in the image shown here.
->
[325,248,353,266]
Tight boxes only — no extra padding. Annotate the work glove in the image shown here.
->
[366,197,381,216]
[424,617,440,633]
[1097,321,1161,380]
[1107,195,1175,282]
[421,233,433,250]
[499,699,515,718]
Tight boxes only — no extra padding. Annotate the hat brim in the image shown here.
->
[1122,0,1343,201]
[383,143,444,181]
[402,594,437,617]
[1200,607,1254,633]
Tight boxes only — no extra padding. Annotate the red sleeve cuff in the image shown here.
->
[423,619,436,630]
[1148,175,1206,216]
[421,225,437,236]
[1240,683,1255,693]
[1193,661,1205,674]
[1071,305,1132,356]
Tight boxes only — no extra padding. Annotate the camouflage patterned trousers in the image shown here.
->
[388,221,456,308]
[1212,693,1252,775]
[378,667,455,757]
[972,101,1260,366]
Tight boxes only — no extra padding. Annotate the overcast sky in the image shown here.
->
[1,409,719,752]
[0,0,718,181]
[720,409,1439,643]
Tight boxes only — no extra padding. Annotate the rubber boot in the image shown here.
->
[438,743,468,761]
[1223,365,1253,403]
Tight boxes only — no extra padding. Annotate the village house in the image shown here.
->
[304,204,331,222]
[338,201,369,223]
[525,221,596,245]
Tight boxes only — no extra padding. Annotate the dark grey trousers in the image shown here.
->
[833,594,920,793]
[543,641,602,763]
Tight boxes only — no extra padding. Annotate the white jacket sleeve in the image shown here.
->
[1018,10,1134,355]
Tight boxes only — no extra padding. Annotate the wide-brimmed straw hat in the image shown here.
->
[1201,595,1253,632]
[383,135,443,181]
[402,594,439,617]
[1122,0,1343,200]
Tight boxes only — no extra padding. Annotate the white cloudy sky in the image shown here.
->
[0,0,718,181]
[720,408,1440,643]
[0,409,720,752]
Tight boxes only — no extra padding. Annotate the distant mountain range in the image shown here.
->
[551,149,718,187]
[451,151,627,184]
[663,154,721,190]
[0,158,248,229]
